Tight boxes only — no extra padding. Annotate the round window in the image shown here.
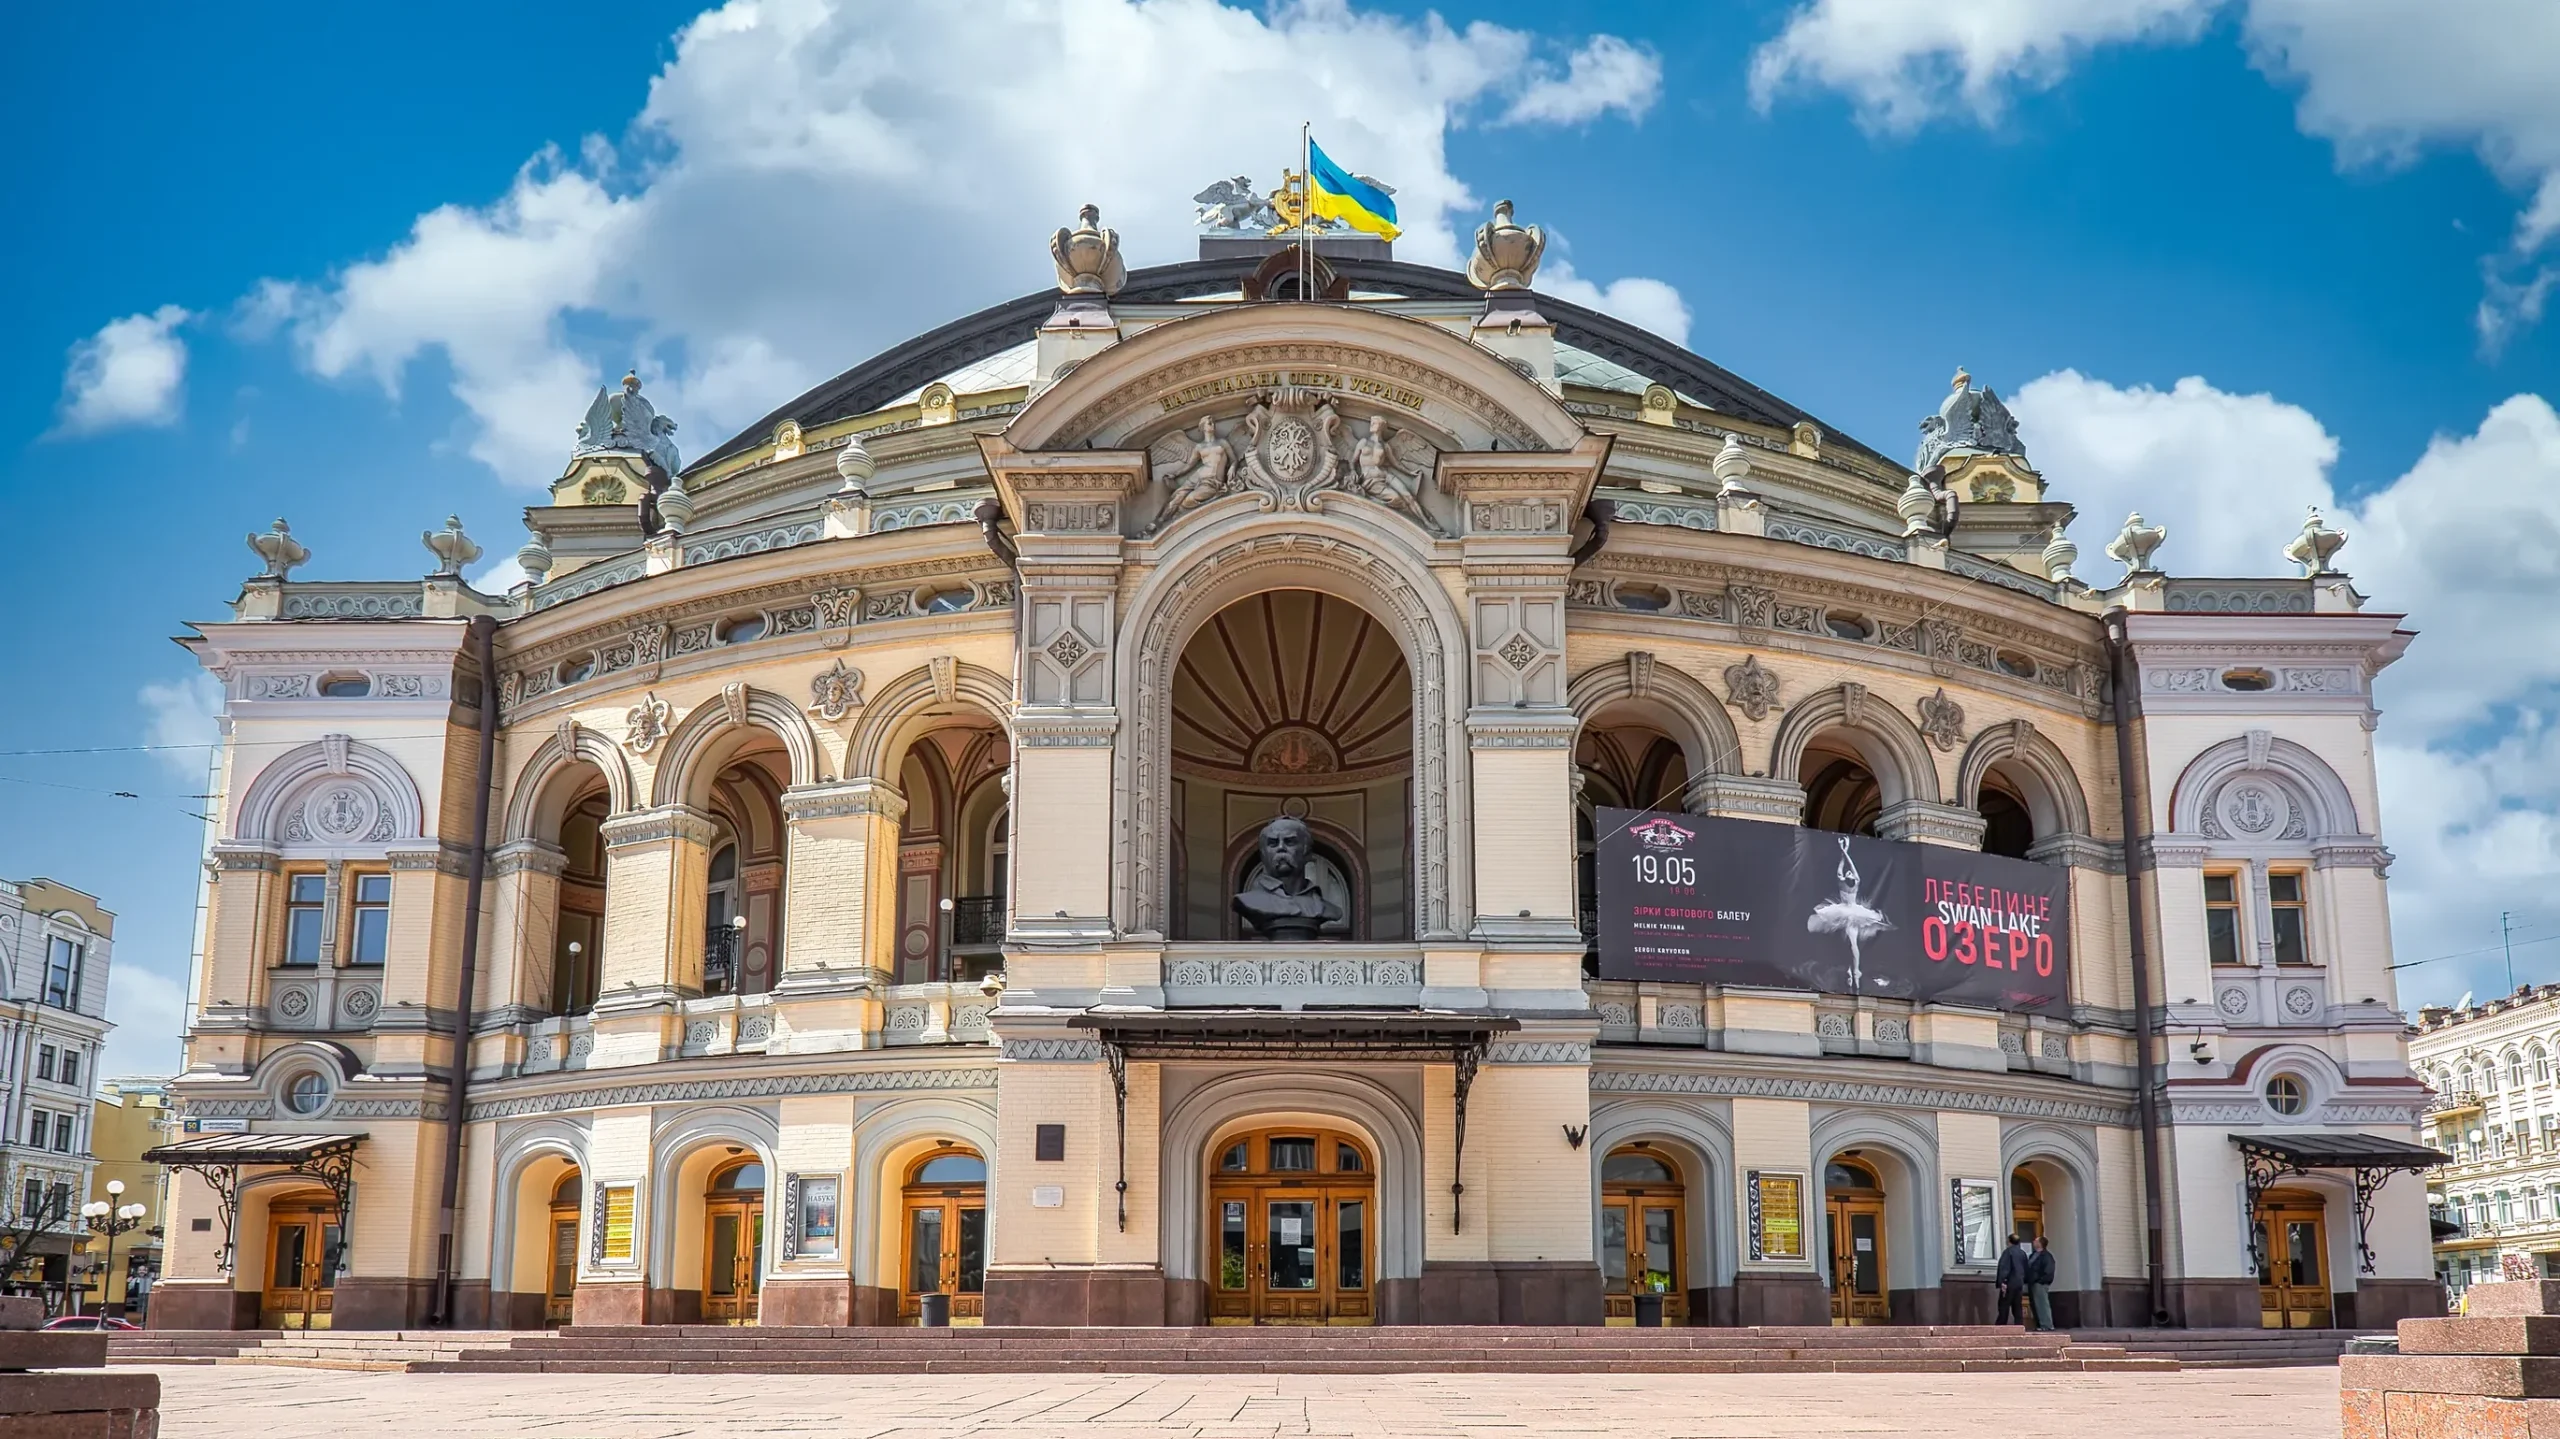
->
[284,1071,331,1115]
[2265,1075,2308,1117]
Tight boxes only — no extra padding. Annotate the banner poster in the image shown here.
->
[1594,808,2071,1014]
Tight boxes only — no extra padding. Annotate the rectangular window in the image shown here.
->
[2269,871,2311,965]
[35,1047,54,1082]
[23,1111,44,1148]
[57,1051,75,1088]
[283,874,327,966]
[17,1180,34,1219]
[2205,872,2244,965]
[600,1186,636,1263]
[49,1183,67,1215]
[348,872,391,966]
[53,1115,73,1152]
[43,938,80,1008]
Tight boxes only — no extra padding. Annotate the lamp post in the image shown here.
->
[81,1181,147,1321]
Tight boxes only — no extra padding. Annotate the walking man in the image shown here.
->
[2028,1235,2058,1331]
[1995,1232,2031,1325]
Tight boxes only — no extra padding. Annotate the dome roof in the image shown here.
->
[688,256,1889,473]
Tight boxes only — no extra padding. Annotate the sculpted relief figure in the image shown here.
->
[1346,413,1441,532]
[1153,416,1237,525]
[1233,815,1343,941]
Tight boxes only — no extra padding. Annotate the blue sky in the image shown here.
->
[6,1,2555,1074]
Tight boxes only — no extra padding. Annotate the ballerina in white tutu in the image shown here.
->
[1806,835,1892,991]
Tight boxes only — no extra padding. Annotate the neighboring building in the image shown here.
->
[0,878,114,1310]
[2411,987,2560,1306]
[153,191,2441,1335]
[88,1080,173,1318]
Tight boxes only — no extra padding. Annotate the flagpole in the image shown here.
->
[1299,120,1311,301]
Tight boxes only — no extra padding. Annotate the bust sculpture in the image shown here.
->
[1232,815,1343,941]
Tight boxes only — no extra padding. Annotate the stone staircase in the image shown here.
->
[2067,1327,2376,1368]
[105,1331,280,1365]
[399,1324,2174,1375]
[108,1330,517,1370]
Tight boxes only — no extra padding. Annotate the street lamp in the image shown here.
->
[81,1180,147,1321]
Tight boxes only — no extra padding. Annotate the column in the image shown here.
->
[589,805,715,1068]
[1729,1096,1825,1323]
[769,779,903,1053]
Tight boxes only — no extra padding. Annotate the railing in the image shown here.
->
[2428,1090,2485,1114]
[950,896,1005,948]
[704,924,739,994]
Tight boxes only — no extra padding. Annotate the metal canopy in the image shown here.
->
[1068,1009,1520,1236]
[143,1133,365,1277]
[2230,1132,2446,1275]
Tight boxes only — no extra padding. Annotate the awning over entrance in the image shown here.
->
[1069,1009,1517,1062]
[2231,1132,2447,1276]
[142,1133,364,1276]
[1068,1010,1522,1237]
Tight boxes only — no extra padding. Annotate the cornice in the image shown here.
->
[464,1063,998,1122]
[1589,1062,2136,1127]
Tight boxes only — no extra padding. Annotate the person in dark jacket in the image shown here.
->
[2028,1236,2059,1331]
[1995,1233,2031,1324]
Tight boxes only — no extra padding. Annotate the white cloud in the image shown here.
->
[2014,371,2560,1005]
[53,305,194,435]
[101,964,189,1078]
[1749,0,2560,339]
[469,553,530,595]
[1539,259,1692,346]
[1748,0,2212,131]
[1503,35,1662,126]
[137,672,223,785]
[255,0,1680,485]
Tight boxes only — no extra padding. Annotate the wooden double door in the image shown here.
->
[2256,1191,2333,1329]
[1826,1159,1889,1325]
[901,1150,987,1322]
[1600,1148,1687,1323]
[260,1202,340,1330]
[1208,1128,1374,1325]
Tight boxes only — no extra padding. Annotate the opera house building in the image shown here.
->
[150,195,2444,1335]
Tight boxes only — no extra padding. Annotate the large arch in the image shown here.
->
[1156,1071,1427,1298]
[1998,1121,2106,1305]
[1955,719,2093,839]
[1115,512,1472,939]
[643,1105,782,1314]
[502,724,637,841]
[648,684,826,808]
[230,735,427,844]
[2169,731,2367,839]
[486,1119,590,1327]
[1585,1098,1739,1313]
[842,660,1015,783]
[1568,652,1746,786]
[1808,1108,1946,1316]
[847,1096,1001,1300]
[1769,685,1944,809]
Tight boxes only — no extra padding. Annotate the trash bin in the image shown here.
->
[1633,1292,1664,1328]
[919,1292,952,1327]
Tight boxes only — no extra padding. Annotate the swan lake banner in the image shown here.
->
[1594,808,2071,1014]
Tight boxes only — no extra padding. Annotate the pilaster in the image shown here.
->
[767,780,903,1053]
[591,805,716,1067]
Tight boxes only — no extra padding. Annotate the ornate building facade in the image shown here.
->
[152,199,2442,1334]
[2411,988,2560,1306]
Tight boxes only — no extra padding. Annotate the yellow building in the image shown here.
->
[150,196,2442,1334]
[86,1081,171,1317]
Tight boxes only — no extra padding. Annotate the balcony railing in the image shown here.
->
[951,896,1005,948]
[2430,1090,2485,1115]
[704,924,739,994]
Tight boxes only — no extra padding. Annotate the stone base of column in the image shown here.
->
[983,1265,1169,1326]
[2166,1276,2262,1328]
[761,1277,862,1326]
[142,1281,257,1331]
[1731,1272,1829,1325]
[1415,1261,1604,1325]
[329,1277,435,1330]
[2340,1278,2553,1436]
[569,1282,645,1326]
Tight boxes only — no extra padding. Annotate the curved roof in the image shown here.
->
[691,256,1891,472]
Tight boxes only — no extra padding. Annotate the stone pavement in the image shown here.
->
[144,1363,2344,1437]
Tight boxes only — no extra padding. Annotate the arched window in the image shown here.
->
[2534,1046,2551,1085]
[2511,1052,2529,1090]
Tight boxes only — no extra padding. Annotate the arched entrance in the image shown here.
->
[1825,1156,1889,1324]
[1207,1125,1375,1325]
[900,1147,987,1323]
[545,1172,580,1326]
[2255,1187,2333,1329]
[259,1190,340,1330]
[2010,1168,2044,1246]
[702,1158,764,1324]
[1600,1146,1686,1324]
[1168,591,1414,942]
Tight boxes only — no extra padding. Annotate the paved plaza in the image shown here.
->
[145,1364,2344,1438]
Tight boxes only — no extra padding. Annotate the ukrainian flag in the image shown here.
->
[1306,139,1399,240]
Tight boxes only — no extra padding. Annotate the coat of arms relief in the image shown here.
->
[1147,387,1443,535]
